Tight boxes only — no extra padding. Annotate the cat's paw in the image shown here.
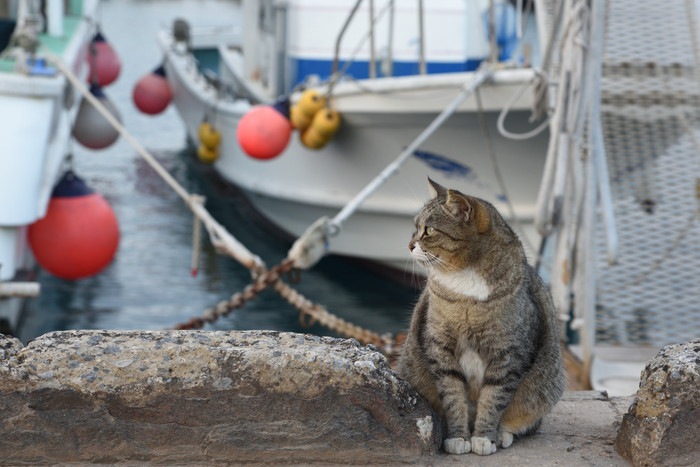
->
[499,431,514,449]
[443,437,471,454]
[471,436,497,456]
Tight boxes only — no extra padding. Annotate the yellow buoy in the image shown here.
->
[290,104,312,131]
[300,126,329,150]
[197,144,219,164]
[198,121,221,150]
[297,89,326,117]
[310,108,341,138]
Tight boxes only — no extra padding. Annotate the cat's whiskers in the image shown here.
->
[404,256,421,288]
[422,251,450,271]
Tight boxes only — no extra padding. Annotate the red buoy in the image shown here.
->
[28,171,119,280]
[133,65,173,115]
[72,84,122,149]
[87,31,121,87]
[237,102,292,160]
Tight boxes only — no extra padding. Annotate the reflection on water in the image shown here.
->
[17,0,417,343]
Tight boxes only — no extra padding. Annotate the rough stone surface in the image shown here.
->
[616,339,700,466]
[0,330,637,466]
[0,330,440,465]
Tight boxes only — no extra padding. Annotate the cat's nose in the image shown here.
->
[408,241,415,252]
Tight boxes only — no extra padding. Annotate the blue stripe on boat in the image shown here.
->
[289,58,484,88]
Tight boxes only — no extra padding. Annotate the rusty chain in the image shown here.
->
[51,50,399,357]
[175,259,295,330]
[174,259,399,356]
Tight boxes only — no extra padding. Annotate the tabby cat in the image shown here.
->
[398,179,564,456]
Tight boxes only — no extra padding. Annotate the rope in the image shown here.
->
[47,51,400,355]
[175,259,295,330]
[474,87,540,262]
[175,258,398,355]
[495,72,551,141]
[272,279,393,350]
[47,51,265,272]
[190,195,204,277]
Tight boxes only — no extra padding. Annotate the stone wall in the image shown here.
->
[0,330,440,465]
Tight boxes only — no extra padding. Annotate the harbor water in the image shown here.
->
[17,0,418,343]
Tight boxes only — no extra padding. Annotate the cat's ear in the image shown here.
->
[427,177,447,199]
[445,190,490,233]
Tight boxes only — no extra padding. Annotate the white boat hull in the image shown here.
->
[159,30,549,275]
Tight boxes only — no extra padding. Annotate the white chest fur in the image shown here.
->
[431,268,490,301]
[459,347,486,387]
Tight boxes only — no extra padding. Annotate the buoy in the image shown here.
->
[87,31,121,87]
[72,84,122,149]
[237,104,292,160]
[133,65,173,115]
[300,107,341,150]
[197,144,219,164]
[28,171,119,280]
[198,121,221,149]
[290,104,312,131]
[311,107,341,138]
[297,89,326,117]
[300,126,327,149]
[196,119,221,164]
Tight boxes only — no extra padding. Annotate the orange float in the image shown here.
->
[87,31,121,87]
[28,171,120,280]
[133,65,173,115]
[237,101,292,160]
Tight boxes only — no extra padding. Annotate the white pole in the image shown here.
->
[0,282,40,298]
[578,0,607,387]
[47,0,64,37]
[329,67,492,233]
[368,0,376,78]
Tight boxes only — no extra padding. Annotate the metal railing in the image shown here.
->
[330,0,426,83]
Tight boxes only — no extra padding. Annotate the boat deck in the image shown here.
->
[0,14,83,74]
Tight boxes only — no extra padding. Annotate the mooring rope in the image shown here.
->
[47,51,398,355]
[174,259,295,330]
[49,52,265,272]
[174,258,396,353]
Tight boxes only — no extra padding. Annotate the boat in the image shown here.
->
[0,0,100,334]
[158,0,550,277]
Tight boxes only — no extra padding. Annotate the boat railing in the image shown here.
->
[329,0,426,93]
[328,0,531,95]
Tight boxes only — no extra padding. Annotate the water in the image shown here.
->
[17,0,418,343]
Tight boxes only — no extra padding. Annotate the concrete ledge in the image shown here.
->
[0,330,439,464]
[0,330,632,465]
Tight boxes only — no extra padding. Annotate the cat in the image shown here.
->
[398,178,565,456]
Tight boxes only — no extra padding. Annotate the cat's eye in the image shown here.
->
[425,226,435,236]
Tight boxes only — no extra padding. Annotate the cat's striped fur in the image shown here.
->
[398,179,564,456]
